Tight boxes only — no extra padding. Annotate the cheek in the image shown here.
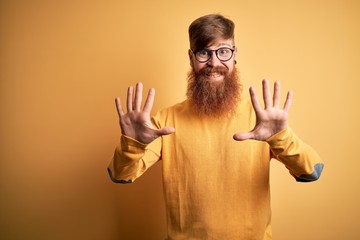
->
[193,62,206,72]
[226,62,235,72]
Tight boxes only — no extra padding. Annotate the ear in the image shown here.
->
[188,49,194,68]
[233,46,238,63]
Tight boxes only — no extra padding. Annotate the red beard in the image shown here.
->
[186,66,241,118]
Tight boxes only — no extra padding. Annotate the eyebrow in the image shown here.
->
[218,43,232,47]
[206,43,233,49]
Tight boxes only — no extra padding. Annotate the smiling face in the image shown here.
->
[186,38,240,118]
[188,38,237,82]
[186,14,241,117]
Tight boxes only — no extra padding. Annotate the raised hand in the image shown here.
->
[115,82,175,144]
[233,79,293,141]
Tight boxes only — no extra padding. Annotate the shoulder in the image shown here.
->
[152,100,189,125]
[157,100,189,116]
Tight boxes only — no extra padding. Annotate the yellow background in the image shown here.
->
[1,0,359,239]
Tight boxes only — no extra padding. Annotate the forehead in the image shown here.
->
[206,38,234,49]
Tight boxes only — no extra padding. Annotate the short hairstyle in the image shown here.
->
[188,14,235,52]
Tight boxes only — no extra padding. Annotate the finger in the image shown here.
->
[127,86,134,112]
[143,88,155,113]
[262,79,272,109]
[115,97,124,118]
[283,90,293,112]
[249,87,262,113]
[155,126,176,137]
[134,82,143,111]
[233,131,254,141]
[273,81,280,108]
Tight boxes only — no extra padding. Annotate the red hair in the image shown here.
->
[188,14,235,51]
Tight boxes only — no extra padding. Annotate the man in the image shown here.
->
[108,14,324,240]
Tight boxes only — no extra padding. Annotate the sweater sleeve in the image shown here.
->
[266,127,324,182]
[107,135,162,184]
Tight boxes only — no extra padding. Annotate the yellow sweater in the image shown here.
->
[108,96,324,240]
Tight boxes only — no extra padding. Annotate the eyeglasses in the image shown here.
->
[192,47,235,63]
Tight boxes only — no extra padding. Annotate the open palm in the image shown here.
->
[233,79,293,141]
[116,82,175,144]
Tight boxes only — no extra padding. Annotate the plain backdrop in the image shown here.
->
[1,0,359,239]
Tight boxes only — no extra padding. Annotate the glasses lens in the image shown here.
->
[217,48,233,61]
[195,50,210,62]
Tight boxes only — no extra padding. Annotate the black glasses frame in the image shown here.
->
[192,47,235,63]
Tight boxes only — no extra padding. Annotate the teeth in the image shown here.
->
[207,72,221,77]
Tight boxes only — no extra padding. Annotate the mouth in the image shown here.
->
[205,72,224,81]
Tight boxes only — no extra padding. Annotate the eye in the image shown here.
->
[197,49,209,57]
[218,48,230,55]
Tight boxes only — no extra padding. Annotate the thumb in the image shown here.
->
[156,126,176,137]
[233,131,253,141]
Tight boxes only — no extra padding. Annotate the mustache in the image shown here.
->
[198,66,228,76]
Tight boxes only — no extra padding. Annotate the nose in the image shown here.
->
[206,51,222,67]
